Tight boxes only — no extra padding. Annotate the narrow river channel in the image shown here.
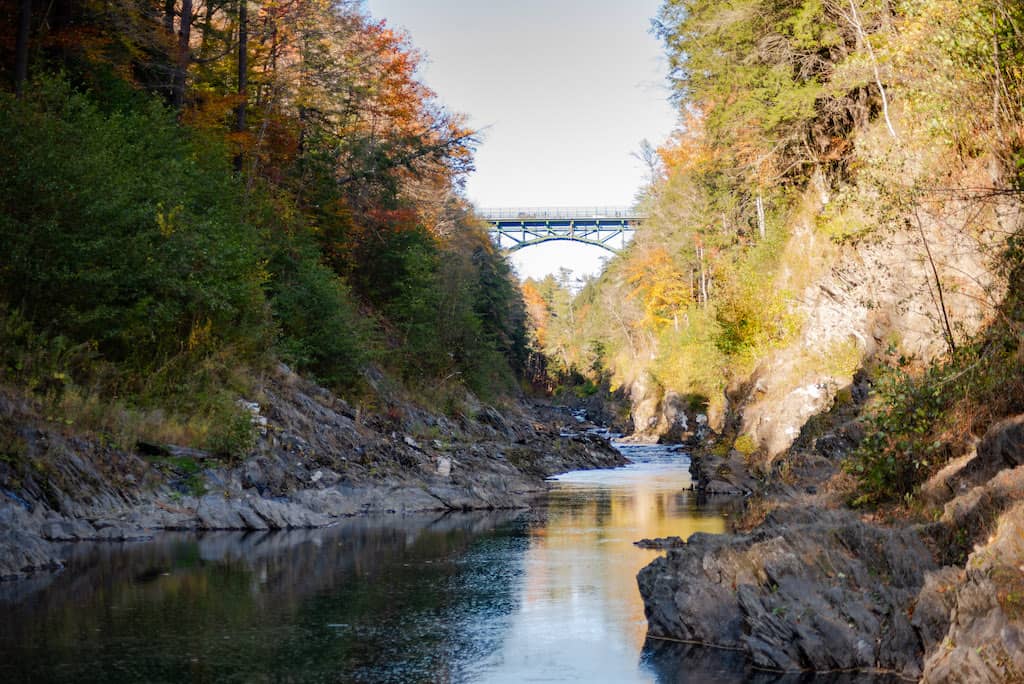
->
[0,440,748,683]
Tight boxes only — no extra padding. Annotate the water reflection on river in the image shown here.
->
[476,443,727,682]
[0,443,745,682]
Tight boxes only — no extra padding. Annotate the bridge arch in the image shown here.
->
[503,235,619,253]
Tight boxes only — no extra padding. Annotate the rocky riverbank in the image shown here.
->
[0,364,625,581]
[637,413,1024,682]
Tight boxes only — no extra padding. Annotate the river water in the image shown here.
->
[0,441,762,683]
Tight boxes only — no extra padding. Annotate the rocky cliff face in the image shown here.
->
[0,365,625,581]
[624,173,1018,463]
[638,410,1024,682]
[732,204,1005,462]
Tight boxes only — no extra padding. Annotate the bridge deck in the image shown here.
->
[479,206,644,221]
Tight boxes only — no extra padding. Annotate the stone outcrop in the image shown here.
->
[620,186,1008,460]
[921,501,1024,683]
[732,212,1000,462]
[639,507,936,678]
[0,366,626,581]
[638,412,1024,682]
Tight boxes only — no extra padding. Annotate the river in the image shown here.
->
[0,440,760,683]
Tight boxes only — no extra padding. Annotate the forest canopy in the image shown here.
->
[0,0,531,453]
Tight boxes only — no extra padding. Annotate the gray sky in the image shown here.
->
[363,0,676,280]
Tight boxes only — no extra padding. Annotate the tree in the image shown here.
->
[171,0,193,108]
[234,0,248,171]
[13,0,31,97]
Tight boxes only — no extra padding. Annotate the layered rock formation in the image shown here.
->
[638,412,1024,682]
[0,365,625,580]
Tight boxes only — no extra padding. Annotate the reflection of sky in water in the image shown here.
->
[0,444,735,683]
[476,444,726,683]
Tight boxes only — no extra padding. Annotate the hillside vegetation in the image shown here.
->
[534,0,1024,502]
[0,0,531,457]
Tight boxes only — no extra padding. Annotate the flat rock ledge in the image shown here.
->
[0,373,626,581]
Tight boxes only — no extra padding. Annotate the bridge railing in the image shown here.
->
[478,206,645,220]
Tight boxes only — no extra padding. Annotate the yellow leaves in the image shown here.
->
[521,280,551,347]
[156,203,184,238]
[187,318,213,352]
[624,247,691,331]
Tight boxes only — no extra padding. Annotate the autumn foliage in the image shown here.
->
[0,0,530,454]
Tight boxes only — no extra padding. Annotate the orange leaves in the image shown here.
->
[658,106,714,175]
[364,206,421,233]
[520,280,551,347]
[624,247,692,330]
[182,91,243,136]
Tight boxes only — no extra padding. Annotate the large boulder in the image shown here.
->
[922,502,1024,683]
[638,507,936,677]
[0,506,63,580]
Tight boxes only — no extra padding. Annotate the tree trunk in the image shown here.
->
[199,0,216,58]
[846,0,899,142]
[172,0,193,109]
[234,0,248,172]
[697,244,708,307]
[14,0,31,97]
[756,192,766,240]
[702,265,708,306]
[164,0,175,35]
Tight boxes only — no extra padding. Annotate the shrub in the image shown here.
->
[268,242,371,390]
[734,434,758,456]
[848,319,1024,507]
[0,78,266,370]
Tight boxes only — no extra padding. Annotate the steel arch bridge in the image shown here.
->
[479,207,644,253]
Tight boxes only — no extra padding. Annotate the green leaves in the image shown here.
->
[848,320,1024,507]
[267,238,371,391]
[0,78,265,370]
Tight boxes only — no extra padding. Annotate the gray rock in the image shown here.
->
[922,414,1024,508]
[912,567,962,653]
[934,464,1024,565]
[39,518,96,541]
[638,509,936,677]
[0,366,626,582]
[248,494,330,528]
[195,495,247,529]
[979,414,1024,468]
[88,526,152,542]
[0,527,62,579]
[0,507,63,579]
[922,502,1024,683]
[634,536,686,549]
[436,456,452,477]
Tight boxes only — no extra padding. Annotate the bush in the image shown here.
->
[268,240,371,390]
[0,77,266,370]
[848,315,1024,507]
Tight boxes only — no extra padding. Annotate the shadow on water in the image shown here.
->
[0,443,900,682]
[640,638,905,684]
[0,511,527,683]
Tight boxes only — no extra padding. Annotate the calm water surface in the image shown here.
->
[0,443,786,683]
